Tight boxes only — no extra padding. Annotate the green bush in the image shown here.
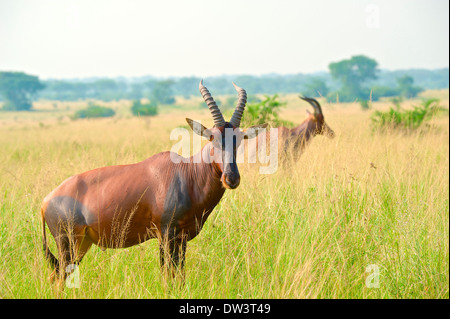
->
[371,98,447,132]
[240,94,293,128]
[73,105,115,119]
[130,100,158,116]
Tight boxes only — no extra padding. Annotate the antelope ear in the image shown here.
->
[306,109,312,115]
[242,123,268,139]
[186,118,212,139]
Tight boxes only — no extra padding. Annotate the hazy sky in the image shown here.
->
[0,0,448,79]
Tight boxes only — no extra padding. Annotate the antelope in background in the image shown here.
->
[40,81,266,281]
[280,96,335,157]
[248,96,335,165]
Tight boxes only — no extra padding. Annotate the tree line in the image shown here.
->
[0,55,448,111]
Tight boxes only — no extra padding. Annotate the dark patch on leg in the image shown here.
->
[160,172,191,277]
[159,235,187,278]
[45,196,92,277]
[45,196,91,231]
[161,171,192,234]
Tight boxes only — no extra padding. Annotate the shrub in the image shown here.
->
[240,94,293,128]
[371,98,447,132]
[130,100,158,117]
[73,104,115,119]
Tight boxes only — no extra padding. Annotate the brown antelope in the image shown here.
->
[248,96,334,165]
[41,81,266,280]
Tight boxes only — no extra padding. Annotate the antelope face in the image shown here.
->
[187,80,266,190]
[187,120,266,189]
[213,123,241,189]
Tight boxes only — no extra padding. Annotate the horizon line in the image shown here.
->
[16,66,447,82]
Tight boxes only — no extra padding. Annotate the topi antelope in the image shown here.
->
[41,81,267,281]
[250,96,334,164]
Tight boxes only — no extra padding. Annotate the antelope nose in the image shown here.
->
[224,175,240,189]
[226,177,240,189]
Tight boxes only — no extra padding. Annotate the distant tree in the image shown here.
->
[0,72,45,111]
[328,55,378,102]
[173,76,201,98]
[396,75,423,99]
[93,79,118,92]
[303,77,329,97]
[92,79,119,101]
[127,83,144,100]
[151,80,175,105]
[219,94,261,111]
[370,85,400,100]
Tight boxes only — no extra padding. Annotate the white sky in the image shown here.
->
[0,0,448,79]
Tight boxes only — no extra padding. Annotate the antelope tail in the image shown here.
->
[41,212,59,271]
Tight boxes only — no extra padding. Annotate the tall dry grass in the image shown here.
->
[0,91,448,298]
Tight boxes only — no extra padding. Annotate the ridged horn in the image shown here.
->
[300,96,323,115]
[229,82,247,128]
[199,80,226,127]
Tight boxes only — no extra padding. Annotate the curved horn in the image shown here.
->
[300,96,323,115]
[229,82,247,128]
[199,80,226,127]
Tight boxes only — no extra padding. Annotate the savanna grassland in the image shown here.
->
[0,90,448,298]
